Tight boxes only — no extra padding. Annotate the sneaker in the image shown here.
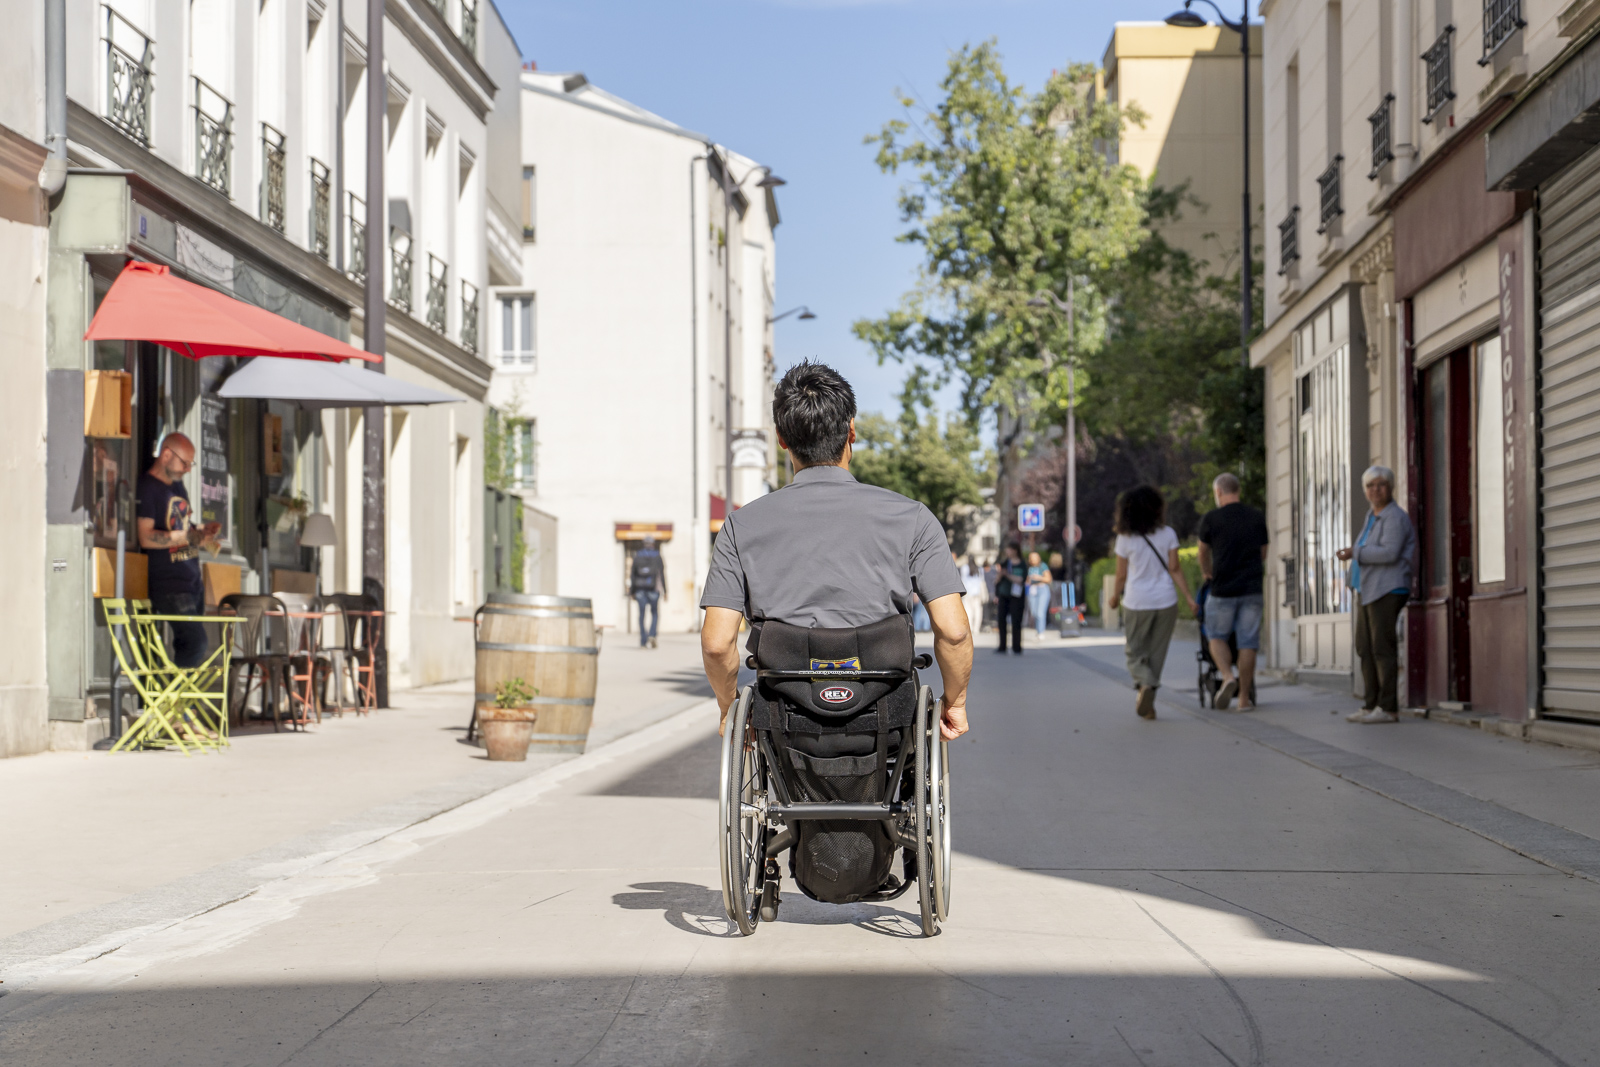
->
[1216,678,1239,710]
[650,636,657,649]
[1349,708,1399,723]
[1136,685,1157,719]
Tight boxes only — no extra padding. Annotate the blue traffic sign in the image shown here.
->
[1018,503,1045,532]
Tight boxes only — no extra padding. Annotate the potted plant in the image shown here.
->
[479,677,538,761]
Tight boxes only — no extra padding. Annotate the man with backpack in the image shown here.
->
[629,536,667,648]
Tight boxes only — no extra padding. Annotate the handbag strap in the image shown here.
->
[1139,534,1172,578]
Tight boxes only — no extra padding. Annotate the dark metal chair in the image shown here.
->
[323,593,381,714]
[219,594,294,731]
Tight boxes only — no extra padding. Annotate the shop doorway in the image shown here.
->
[1419,349,1473,706]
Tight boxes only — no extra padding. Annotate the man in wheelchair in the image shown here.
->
[700,361,973,937]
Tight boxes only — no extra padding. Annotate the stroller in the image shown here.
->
[1194,581,1251,709]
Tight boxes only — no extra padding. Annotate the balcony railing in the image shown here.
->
[426,255,449,333]
[461,280,480,354]
[104,7,153,146]
[1482,0,1524,63]
[1368,94,1395,179]
[461,0,479,51]
[1279,207,1300,275]
[192,77,233,197]
[1316,156,1343,235]
[347,193,366,281]
[389,228,413,313]
[260,123,286,233]
[1423,26,1455,123]
[310,159,331,260]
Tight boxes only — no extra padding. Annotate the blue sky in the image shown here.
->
[496,0,1208,417]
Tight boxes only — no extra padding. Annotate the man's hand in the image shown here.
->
[1335,547,1355,562]
[939,696,969,740]
[925,593,973,741]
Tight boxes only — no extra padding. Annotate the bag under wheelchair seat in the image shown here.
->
[747,615,921,904]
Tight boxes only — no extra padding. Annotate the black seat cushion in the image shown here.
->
[750,614,913,719]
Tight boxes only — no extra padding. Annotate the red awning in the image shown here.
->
[84,261,379,362]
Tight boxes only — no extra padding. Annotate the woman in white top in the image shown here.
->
[960,555,987,637]
[1108,485,1197,720]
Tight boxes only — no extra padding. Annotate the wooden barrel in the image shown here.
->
[474,593,598,753]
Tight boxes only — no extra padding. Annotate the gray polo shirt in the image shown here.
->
[699,464,964,628]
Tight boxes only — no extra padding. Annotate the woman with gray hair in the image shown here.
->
[1336,465,1416,723]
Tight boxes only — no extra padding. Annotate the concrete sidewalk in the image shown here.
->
[0,631,710,950]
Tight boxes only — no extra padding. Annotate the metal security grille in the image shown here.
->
[310,159,331,260]
[461,280,480,354]
[426,254,449,332]
[260,123,286,233]
[347,193,366,281]
[192,77,233,196]
[1538,150,1600,720]
[104,6,153,146]
[1482,0,1524,62]
[1369,94,1395,179]
[1423,26,1455,123]
[1279,207,1300,274]
[1317,156,1344,234]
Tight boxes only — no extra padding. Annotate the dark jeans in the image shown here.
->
[996,594,1024,652]
[1354,591,1406,713]
[149,591,209,668]
[634,591,659,645]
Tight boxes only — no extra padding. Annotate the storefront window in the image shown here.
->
[1294,301,1353,617]
[1476,335,1507,583]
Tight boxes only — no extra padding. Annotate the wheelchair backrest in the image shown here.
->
[751,614,914,718]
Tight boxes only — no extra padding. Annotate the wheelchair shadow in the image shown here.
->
[613,881,927,939]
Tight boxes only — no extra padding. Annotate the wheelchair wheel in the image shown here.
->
[914,685,938,937]
[930,708,952,922]
[718,686,765,936]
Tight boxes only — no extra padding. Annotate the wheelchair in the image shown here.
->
[718,615,952,937]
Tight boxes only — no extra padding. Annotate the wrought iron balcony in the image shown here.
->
[1368,94,1395,179]
[1481,0,1524,63]
[461,280,480,354]
[461,0,479,51]
[389,228,413,313]
[104,7,153,146]
[310,159,331,261]
[1423,26,1455,123]
[192,77,233,197]
[426,255,449,333]
[1316,156,1343,235]
[260,123,286,233]
[1278,207,1300,275]
[348,193,366,281]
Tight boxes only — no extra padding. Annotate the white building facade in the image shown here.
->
[490,71,780,634]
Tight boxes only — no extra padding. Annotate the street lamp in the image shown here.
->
[1028,282,1081,636]
[1165,0,1254,365]
[767,305,816,324]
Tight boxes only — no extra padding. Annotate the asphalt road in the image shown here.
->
[4,640,1599,1066]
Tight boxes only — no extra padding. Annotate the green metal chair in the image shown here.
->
[102,599,236,754]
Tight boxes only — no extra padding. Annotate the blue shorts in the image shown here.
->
[1205,593,1263,651]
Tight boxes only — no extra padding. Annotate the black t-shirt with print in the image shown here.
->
[1197,502,1270,598]
[137,472,203,597]
[997,558,1028,599]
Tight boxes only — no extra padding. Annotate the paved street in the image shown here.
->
[5,634,1600,1065]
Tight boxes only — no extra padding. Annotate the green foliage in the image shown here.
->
[494,677,537,709]
[484,407,514,491]
[510,511,526,594]
[851,373,993,524]
[852,43,1149,429]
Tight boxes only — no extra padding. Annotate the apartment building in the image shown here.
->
[1251,0,1572,727]
[489,70,780,634]
[0,0,521,756]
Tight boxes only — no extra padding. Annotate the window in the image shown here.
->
[499,294,535,368]
[521,166,536,241]
[1423,26,1455,123]
[517,420,538,494]
[1316,156,1344,234]
[1293,299,1353,617]
[1368,93,1394,179]
[1482,0,1523,63]
[1476,335,1507,583]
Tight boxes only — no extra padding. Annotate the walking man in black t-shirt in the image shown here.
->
[137,433,221,667]
[1197,473,1270,710]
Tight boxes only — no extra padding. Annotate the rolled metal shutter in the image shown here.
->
[1537,150,1600,720]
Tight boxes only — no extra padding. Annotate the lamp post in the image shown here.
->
[1028,281,1079,635]
[1166,0,1253,365]
[766,306,816,324]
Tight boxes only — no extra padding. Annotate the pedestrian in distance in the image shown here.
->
[1108,485,1197,720]
[994,543,1027,654]
[629,535,666,648]
[137,433,221,668]
[1026,550,1053,637]
[1197,472,1270,710]
[1336,466,1417,723]
[982,557,999,631]
[961,555,987,636]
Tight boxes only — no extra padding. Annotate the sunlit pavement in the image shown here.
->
[4,639,1600,1065]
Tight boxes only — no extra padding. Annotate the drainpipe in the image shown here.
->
[39,0,67,194]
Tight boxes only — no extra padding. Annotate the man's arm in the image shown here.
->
[1197,542,1213,582]
[925,592,972,740]
[702,606,743,735]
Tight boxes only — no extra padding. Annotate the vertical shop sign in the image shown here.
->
[200,395,230,543]
[1497,226,1525,586]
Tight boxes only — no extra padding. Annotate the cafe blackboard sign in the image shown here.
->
[200,395,230,543]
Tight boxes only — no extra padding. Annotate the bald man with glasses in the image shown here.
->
[137,433,221,667]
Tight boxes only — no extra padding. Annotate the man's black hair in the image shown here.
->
[1113,485,1167,536]
[773,360,857,466]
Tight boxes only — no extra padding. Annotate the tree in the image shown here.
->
[852,374,992,526]
[852,43,1149,513]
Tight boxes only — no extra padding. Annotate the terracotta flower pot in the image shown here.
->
[479,707,537,761]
